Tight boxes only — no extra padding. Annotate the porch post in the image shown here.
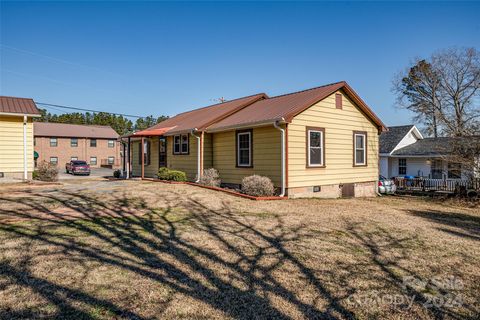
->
[200,131,204,175]
[141,137,145,179]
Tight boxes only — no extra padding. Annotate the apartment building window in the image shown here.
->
[108,139,115,148]
[71,138,78,147]
[90,139,97,147]
[71,157,78,161]
[50,157,58,165]
[90,157,97,165]
[398,158,407,175]
[353,131,367,166]
[108,156,115,165]
[50,138,57,147]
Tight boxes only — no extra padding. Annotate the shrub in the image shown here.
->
[198,168,221,187]
[113,169,122,178]
[35,161,58,182]
[241,175,275,197]
[157,167,187,182]
[32,170,38,180]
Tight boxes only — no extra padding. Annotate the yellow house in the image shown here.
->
[0,96,41,180]
[123,81,386,198]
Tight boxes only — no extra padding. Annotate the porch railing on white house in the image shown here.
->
[394,177,480,193]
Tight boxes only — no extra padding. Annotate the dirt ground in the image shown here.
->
[0,179,478,319]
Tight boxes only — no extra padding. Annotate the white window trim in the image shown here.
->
[354,133,366,166]
[237,131,252,167]
[308,129,324,167]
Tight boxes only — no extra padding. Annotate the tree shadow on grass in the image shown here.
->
[0,188,355,319]
[408,209,480,241]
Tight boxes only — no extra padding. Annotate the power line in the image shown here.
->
[35,101,145,118]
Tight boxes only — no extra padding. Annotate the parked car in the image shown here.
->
[65,160,90,175]
[378,175,396,194]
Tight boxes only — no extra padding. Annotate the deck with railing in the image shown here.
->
[394,177,480,194]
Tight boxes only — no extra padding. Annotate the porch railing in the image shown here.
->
[394,177,480,193]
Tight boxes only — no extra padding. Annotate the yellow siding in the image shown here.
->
[212,126,281,186]
[0,116,34,173]
[288,90,379,188]
[166,134,199,181]
[203,133,213,169]
[131,138,160,178]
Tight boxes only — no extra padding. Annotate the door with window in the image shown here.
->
[431,160,443,179]
[159,137,167,167]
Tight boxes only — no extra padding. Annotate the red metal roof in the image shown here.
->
[34,122,119,139]
[145,93,267,135]
[208,81,386,131]
[130,127,175,137]
[0,96,41,116]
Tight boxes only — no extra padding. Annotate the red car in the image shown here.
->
[65,160,90,175]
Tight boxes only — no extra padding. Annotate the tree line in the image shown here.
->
[34,110,168,136]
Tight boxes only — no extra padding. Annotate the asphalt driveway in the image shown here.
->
[58,167,115,180]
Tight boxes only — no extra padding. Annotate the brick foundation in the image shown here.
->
[287,181,377,198]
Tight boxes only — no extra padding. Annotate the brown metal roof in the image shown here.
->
[146,93,267,135]
[208,81,386,131]
[0,96,41,116]
[34,122,119,139]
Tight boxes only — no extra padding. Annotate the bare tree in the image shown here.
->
[432,48,480,136]
[393,59,443,137]
[393,47,480,137]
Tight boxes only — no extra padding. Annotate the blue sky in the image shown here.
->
[1,1,479,126]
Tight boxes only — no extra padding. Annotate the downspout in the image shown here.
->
[23,115,28,180]
[191,128,201,183]
[273,119,286,197]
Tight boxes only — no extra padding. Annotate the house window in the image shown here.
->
[236,130,252,167]
[50,138,57,147]
[173,134,189,155]
[90,157,97,165]
[71,138,78,147]
[108,139,115,148]
[448,162,462,179]
[34,137,36,146]
[398,158,407,175]
[353,131,367,166]
[108,156,115,165]
[307,128,325,167]
[71,157,78,161]
[90,139,97,147]
[50,157,58,165]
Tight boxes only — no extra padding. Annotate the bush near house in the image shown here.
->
[157,167,187,182]
[34,161,59,182]
[241,175,275,197]
[113,169,122,178]
[198,168,221,187]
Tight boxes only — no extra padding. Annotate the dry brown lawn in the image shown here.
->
[0,179,478,319]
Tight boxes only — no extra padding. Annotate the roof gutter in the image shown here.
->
[273,118,286,197]
[205,118,287,133]
[0,112,41,118]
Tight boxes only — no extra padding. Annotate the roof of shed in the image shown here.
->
[34,122,119,139]
[0,96,41,116]
[379,125,415,154]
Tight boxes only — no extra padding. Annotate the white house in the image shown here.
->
[379,125,473,180]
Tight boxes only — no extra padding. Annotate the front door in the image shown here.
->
[159,137,167,167]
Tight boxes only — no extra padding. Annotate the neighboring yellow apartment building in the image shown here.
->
[124,81,386,198]
[0,96,41,180]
